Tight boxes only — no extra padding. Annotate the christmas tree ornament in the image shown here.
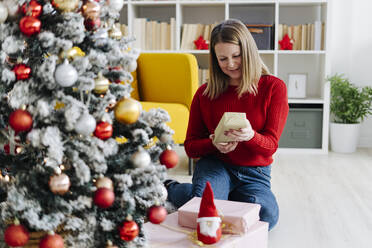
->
[107,0,124,11]
[19,16,41,36]
[2,0,19,19]
[54,101,65,110]
[127,59,137,73]
[21,0,43,18]
[39,232,64,248]
[159,133,172,143]
[12,63,32,80]
[144,137,157,149]
[84,17,101,31]
[131,148,151,168]
[4,220,29,247]
[94,72,110,94]
[49,172,71,195]
[94,188,115,208]
[194,35,209,50]
[54,59,78,87]
[114,98,141,125]
[0,2,8,24]
[197,181,222,245]
[81,0,101,20]
[9,109,33,133]
[60,46,85,61]
[108,24,122,40]
[159,148,179,169]
[94,121,113,140]
[75,113,96,136]
[52,0,79,13]
[91,28,109,48]
[147,205,167,224]
[95,176,114,190]
[106,240,118,248]
[118,219,139,241]
[158,184,168,202]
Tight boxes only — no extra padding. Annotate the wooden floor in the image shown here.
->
[169,147,372,248]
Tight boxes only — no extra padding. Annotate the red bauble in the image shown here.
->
[118,220,139,241]
[84,17,101,31]
[9,109,33,133]
[159,149,179,169]
[22,0,43,18]
[94,188,115,208]
[13,64,32,80]
[4,224,29,247]
[94,121,113,140]
[19,16,41,36]
[39,233,64,248]
[147,205,167,224]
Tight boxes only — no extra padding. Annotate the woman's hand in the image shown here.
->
[209,134,238,154]
[224,127,254,142]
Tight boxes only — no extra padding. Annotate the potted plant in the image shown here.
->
[328,74,372,153]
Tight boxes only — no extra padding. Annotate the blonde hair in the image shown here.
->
[205,19,270,99]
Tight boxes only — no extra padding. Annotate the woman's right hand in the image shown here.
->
[209,134,238,154]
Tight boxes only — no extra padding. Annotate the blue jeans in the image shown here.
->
[167,156,279,230]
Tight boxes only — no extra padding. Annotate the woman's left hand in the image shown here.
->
[224,126,254,142]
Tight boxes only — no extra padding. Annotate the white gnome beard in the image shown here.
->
[198,217,221,237]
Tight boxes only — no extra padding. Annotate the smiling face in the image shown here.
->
[214,42,242,86]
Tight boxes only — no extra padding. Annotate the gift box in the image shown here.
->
[178,197,261,234]
[213,112,249,143]
[144,212,268,248]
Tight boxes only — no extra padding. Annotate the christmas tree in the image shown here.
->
[0,1,177,247]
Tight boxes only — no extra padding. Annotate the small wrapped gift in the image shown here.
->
[213,112,249,143]
[178,197,261,234]
[144,212,268,248]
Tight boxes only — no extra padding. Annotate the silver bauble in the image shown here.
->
[75,113,97,136]
[3,0,19,19]
[107,0,124,11]
[127,60,137,72]
[0,2,8,24]
[131,148,151,168]
[55,59,78,87]
[159,184,168,202]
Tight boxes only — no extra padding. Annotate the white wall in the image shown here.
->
[330,0,372,147]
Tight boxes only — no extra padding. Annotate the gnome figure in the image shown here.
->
[196,181,222,244]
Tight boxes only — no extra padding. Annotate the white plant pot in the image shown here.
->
[329,122,361,153]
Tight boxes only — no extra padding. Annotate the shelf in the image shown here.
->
[288,98,324,104]
[277,50,326,54]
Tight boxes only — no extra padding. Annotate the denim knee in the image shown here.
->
[259,197,279,231]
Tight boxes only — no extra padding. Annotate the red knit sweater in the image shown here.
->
[184,75,289,166]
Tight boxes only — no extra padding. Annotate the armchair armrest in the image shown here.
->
[136,53,199,110]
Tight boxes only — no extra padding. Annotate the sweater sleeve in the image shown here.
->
[184,87,217,158]
[243,79,289,156]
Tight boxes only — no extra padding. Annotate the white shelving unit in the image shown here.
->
[119,0,332,153]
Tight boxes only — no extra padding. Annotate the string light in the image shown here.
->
[4,175,10,182]
[59,164,65,171]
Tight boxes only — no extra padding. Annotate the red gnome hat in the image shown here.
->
[197,182,222,244]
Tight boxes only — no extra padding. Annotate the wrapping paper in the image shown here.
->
[214,112,249,143]
[144,212,268,248]
[178,197,261,234]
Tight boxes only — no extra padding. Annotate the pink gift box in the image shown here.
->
[178,197,261,234]
[144,212,268,248]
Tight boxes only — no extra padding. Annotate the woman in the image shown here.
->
[166,19,289,230]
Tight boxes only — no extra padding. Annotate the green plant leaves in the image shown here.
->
[327,74,372,123]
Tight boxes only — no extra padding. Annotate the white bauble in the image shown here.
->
[107,0,124,11]
[131,148,151,168]
[55,60,78,87]
[160,133,172,143]
[75,113,96,136]
[0,2,8,24]
[127,60,137,72]
[3,0,19,19]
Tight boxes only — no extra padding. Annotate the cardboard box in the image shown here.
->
[144,212,268,248]
[178,197,261,234]
[213,112,249,143]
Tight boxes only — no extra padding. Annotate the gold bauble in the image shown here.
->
[49,173,71,195]
[81,0,101,20]
[114,98,141,124]
[115,136,128,144]
[60,47,85,61]
[95,177,114,190]
[54,101,65,110]
[52,0,79,13]
[108,24,122,40]
[94,72,110,94]
[144,137,158,149]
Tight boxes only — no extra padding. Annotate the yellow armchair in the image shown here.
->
[131,53,199,145]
